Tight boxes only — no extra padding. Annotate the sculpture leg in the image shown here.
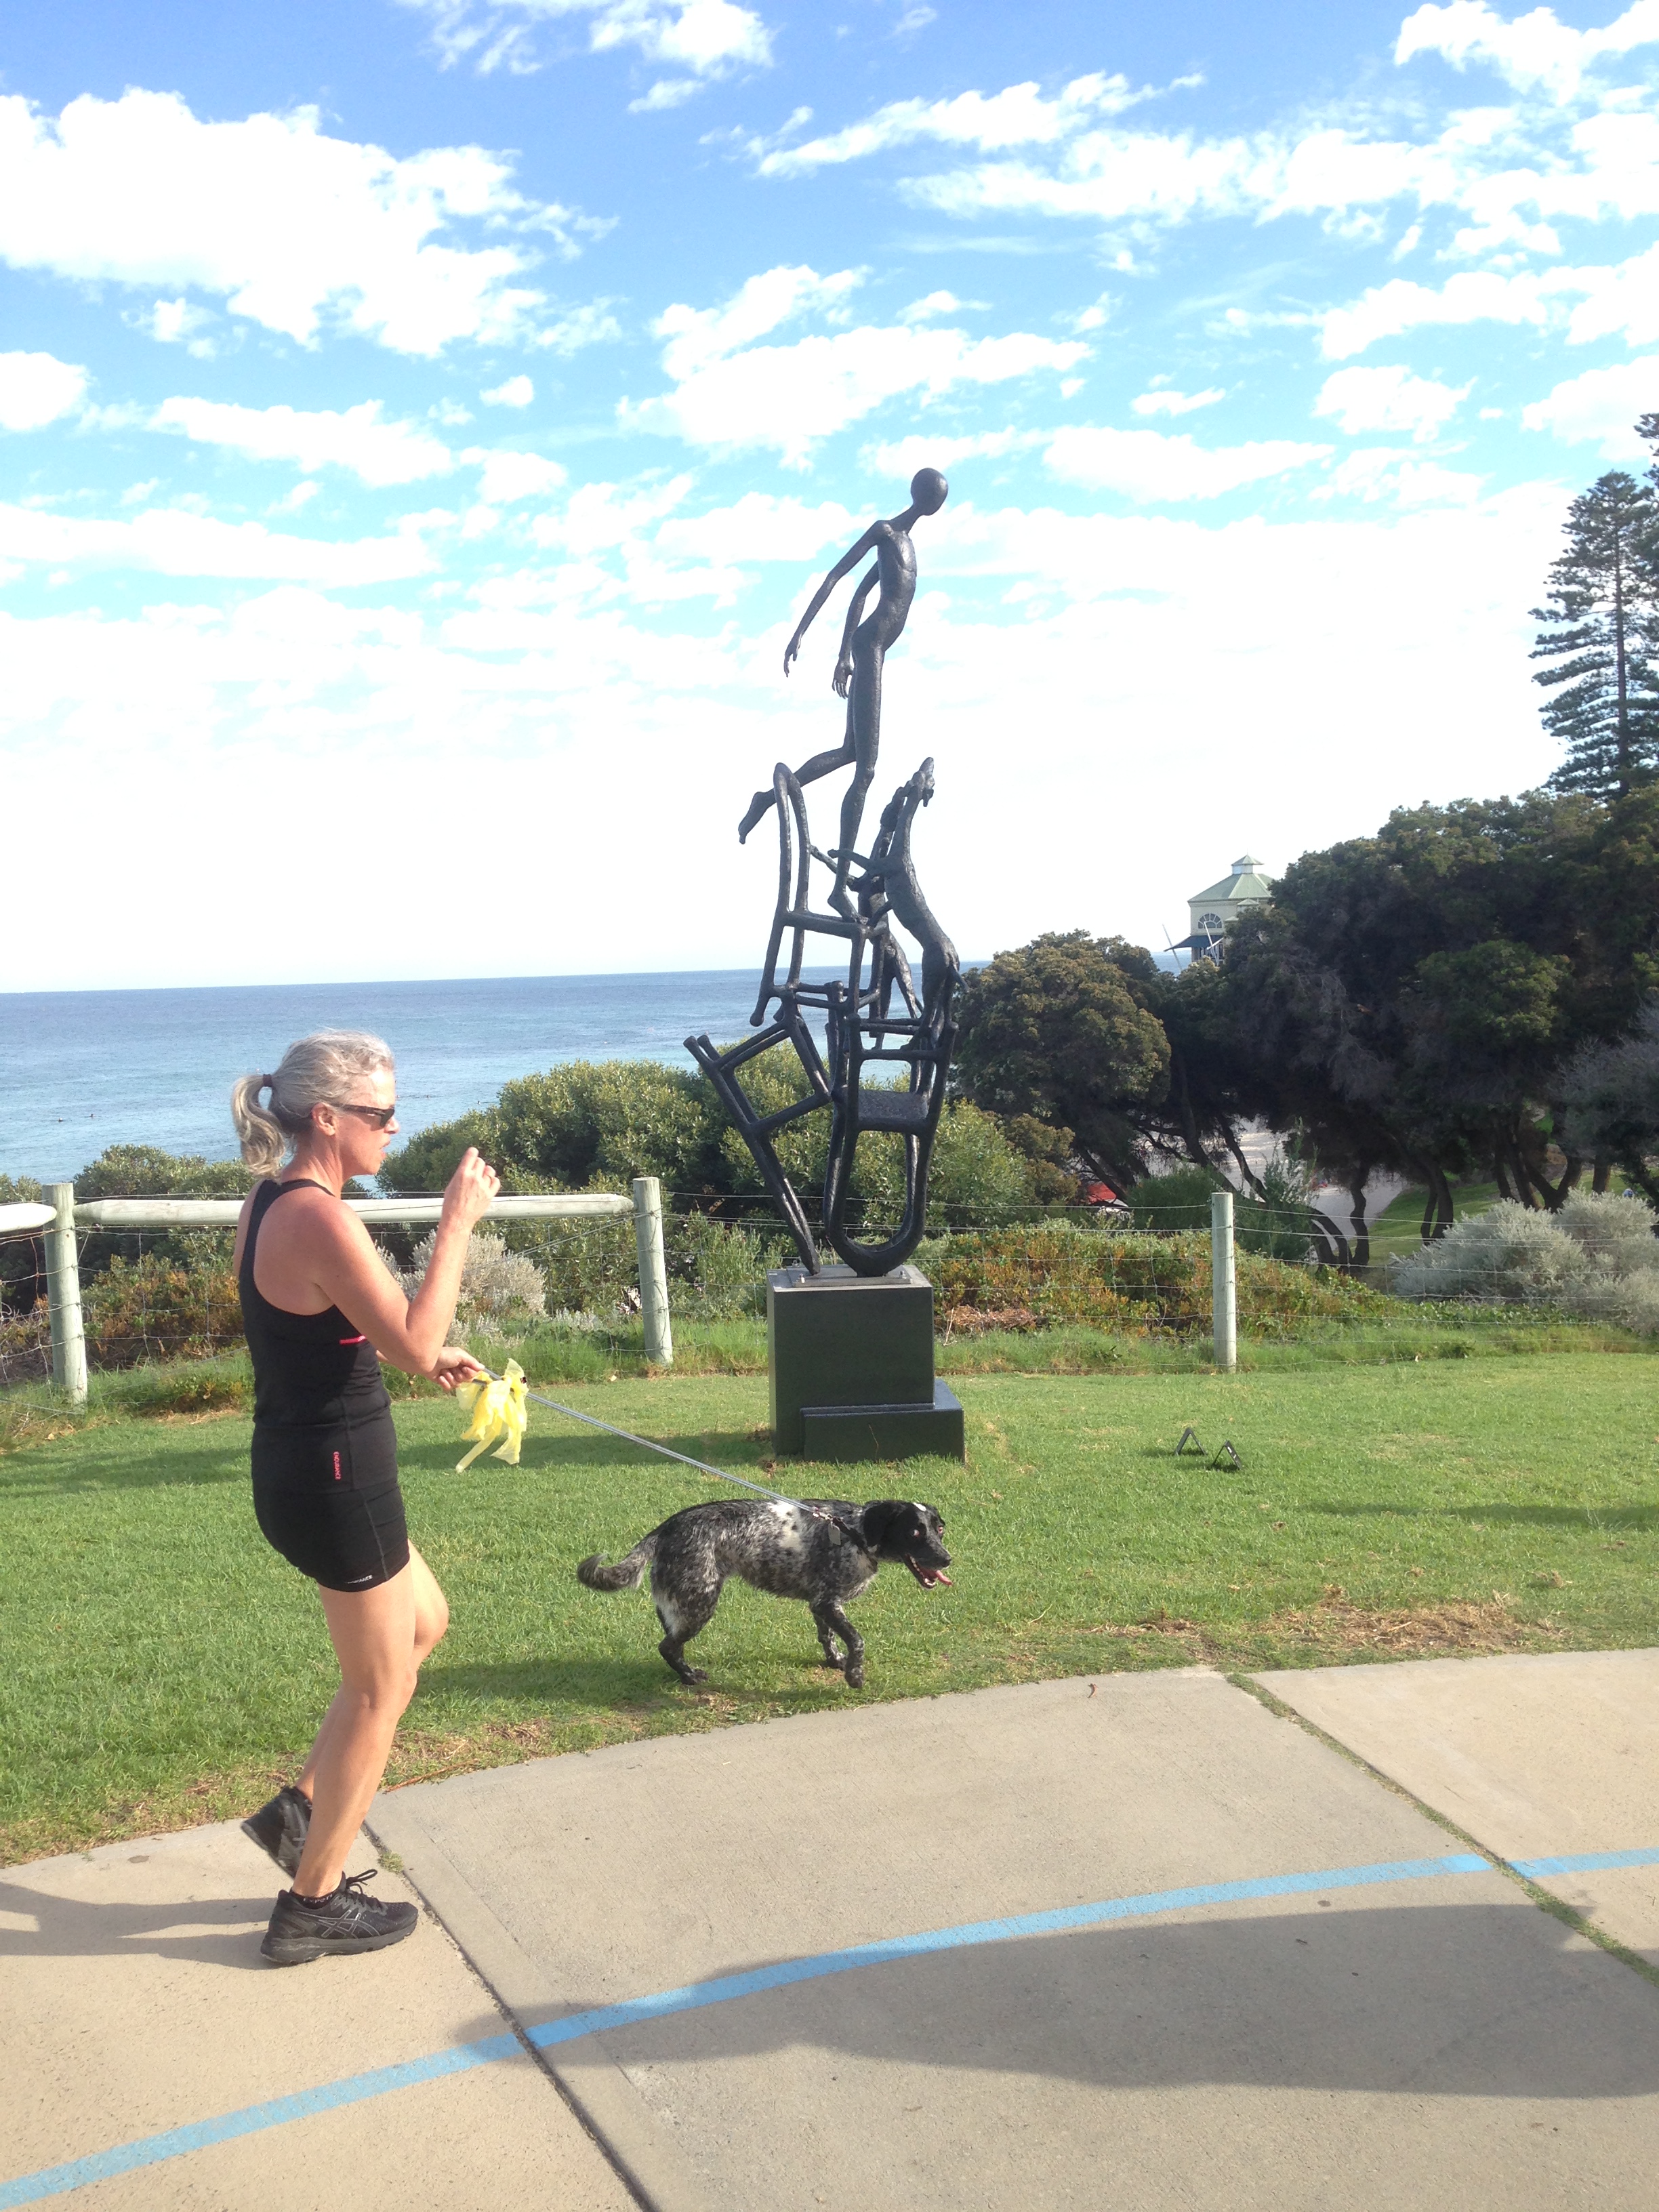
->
[739,725,856,843]
[827,647,882,916]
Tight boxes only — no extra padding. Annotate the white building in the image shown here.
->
[1172,855,1273,960]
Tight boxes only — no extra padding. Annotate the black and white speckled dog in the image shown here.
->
[577,1497,951,1688]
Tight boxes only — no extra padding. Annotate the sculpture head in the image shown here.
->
[908,468,949,516]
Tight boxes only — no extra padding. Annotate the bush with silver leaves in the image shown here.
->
[1391,1191,1659,1331]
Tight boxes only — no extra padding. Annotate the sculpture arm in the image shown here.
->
[832,565,879,696]
[783,525,879,676]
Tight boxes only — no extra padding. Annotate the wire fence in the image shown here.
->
[6,1183,1658,1393]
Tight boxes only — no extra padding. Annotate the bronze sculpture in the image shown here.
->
[688,470,961,1277]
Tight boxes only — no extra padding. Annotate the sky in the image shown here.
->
[2,0,1656,991]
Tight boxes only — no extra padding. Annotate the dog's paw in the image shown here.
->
[844,1667,865,1689]
[682,1666,710,1685]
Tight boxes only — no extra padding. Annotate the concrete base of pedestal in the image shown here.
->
[766,1263,965,1462]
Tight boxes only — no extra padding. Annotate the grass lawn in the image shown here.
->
[1366,1181,1501,1263]
[3,1349,1658,1866]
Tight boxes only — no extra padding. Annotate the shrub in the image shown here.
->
[1125,1164,1229,1233]
[1391,1191,1659,1332]
[81,1252,244,1367]
[380,1231,549,1333]
[68,1146,253,1281]
[382,1052,1052,1235]
[0,1306,50,1386]
[0,1173,45,1315]
[930,1223,1387,1338]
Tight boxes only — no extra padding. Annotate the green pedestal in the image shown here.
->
[767,1263,966,1462]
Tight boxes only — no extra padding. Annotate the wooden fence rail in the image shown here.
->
[18,1181,673,1405]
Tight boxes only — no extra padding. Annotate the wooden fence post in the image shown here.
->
[631,1176,674,1367]
[44,1181,88,1405]
[1210,1188,1237,1373]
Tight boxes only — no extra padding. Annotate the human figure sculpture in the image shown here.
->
[737,467,948,921]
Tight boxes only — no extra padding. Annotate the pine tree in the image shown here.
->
[1531,469,1659,798]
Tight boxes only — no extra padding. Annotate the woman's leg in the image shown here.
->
[291,1547,448,1896]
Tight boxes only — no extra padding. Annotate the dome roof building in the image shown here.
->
[1173,855,1273,961]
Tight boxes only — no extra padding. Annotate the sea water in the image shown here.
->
[0,970,844,1183]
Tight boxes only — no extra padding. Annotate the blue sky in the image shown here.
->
[3,0,1656,989]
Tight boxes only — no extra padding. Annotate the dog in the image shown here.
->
[577,1496,951,1689]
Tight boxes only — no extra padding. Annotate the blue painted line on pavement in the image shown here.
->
[0,1846,1505,2209]
[1511,1845,1659,1878]
[523,1851,1490,2049]
[0,2036,522,2208]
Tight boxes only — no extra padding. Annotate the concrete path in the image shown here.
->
[5,1658,1659,2211]
[1256,1648,1659,1963]
[0,1820,637,2211]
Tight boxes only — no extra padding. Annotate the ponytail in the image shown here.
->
[231,1073,287,1177]
[231,1030,394,1179]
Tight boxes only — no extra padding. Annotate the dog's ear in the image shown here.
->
[859,1500,905,1549]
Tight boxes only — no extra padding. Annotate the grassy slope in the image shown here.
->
[3,1354,1658,1864]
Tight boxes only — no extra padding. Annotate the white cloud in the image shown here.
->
[1042,425,1328,501]
[758,73,1173,176]
[773,47,1659,255]
[401,0,771,81]
[1317,447,1484,505]
[1314,365,1470,441]
[483,373,534,406]
[623,264,1084,460]
[140,298,218,352]
[654,491,857,564]
[863,430,1044,477]
[1131,386,1225,417]
[0,350,87,430]
[152,397,456,486]
[466,447,569,501]
[1521,356,1659,455]
[0,501,434,583]
[0,87,605,355]
[653,264,863,377]
[901,289,970,323]
[1321,243,1659,357]
[1395,0,1659,104]
[535,300,625,354]
[630,79,704,110]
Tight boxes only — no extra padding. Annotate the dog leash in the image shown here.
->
[471,1364,816,1511]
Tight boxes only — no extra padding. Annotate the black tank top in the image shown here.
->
[239,1179,392,1433]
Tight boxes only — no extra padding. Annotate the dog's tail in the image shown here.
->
[577,1532,658,1592]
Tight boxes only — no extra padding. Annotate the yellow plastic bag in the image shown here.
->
[454,1359,528,1472]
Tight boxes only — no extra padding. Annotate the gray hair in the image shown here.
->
[230,1030,395,1178]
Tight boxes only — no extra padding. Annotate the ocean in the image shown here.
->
[0,970,845,1184]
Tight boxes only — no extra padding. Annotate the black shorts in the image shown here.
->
[251,1412,410,1593]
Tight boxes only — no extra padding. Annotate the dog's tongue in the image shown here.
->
[932,1568,953,1586]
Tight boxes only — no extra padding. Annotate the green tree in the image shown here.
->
[1214,791,1659,1221]
[954,932,1171,1187]
[1533,470,1659,799]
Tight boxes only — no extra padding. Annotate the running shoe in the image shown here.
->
[260,1872,419,1967]
[240,1785,312,1877]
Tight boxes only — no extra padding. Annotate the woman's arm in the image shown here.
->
[291,1149,501,1378]
[783,525,878,675]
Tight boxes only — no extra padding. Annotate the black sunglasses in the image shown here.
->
[327,1101,398,1130]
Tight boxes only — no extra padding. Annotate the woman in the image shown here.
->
[230,1030,499,1967]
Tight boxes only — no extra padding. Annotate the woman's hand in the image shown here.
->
[832,657,853,699]
[783,631,802,676]
[431,1346,486,1393]
[441,1146,499,1233]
